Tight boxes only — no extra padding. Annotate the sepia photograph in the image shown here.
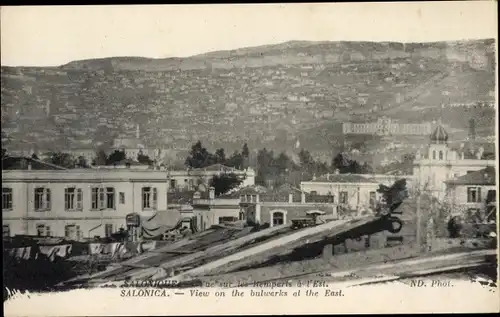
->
[1,2,498,315]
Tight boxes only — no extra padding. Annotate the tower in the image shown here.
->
[424,123,451,199]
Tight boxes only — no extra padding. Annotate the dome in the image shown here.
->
[430,124,448,143]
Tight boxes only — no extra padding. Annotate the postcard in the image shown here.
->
[1,2,498,315]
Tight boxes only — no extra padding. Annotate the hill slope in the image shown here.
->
[1,39,496,162]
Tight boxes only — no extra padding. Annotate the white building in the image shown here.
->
[413,124,495,199]
[2,169,170,239]
[444,166,496,221]
[300,172,380,211]
[167,164,256,192]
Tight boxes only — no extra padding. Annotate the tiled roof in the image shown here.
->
[1,156,67,170]
[308,173,378,183]
[446,167,496,185]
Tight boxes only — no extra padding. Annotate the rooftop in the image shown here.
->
[1,156,67,171]
[430,124,449,143]
[446,166,496,186]
[306,173,378,184]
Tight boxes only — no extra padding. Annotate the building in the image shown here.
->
[2,168,170,239]
[239,184,339,227]
[300,172,380,212]
[191,187,242,231]
[412,123,495,199]
[342,117,432,136]
[167,164,255,192]
[444,167,496,222]
[111,124,168,164]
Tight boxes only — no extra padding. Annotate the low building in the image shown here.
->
[444,166,496,222]
[239,184,340,227]
[167,164,255,192]
[300,172,380,212]
[2,167,170,239]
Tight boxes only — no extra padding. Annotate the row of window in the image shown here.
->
[2,187,159,211]
[240,191,377,205]
[2,223,116,239]
[432,150,446,160]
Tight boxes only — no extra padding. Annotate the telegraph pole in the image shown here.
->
[416,193,421,249]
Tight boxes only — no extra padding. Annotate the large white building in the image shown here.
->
[413,124,496,199]
[2,168,170,239]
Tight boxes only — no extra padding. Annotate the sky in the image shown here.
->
[1,2,497,67]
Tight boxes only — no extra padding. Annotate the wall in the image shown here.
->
[258,204,336,227]
[447,184,496,210]
[2,170,169,238]
[300,182,379,210]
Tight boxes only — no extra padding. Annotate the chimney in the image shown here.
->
[475,151,482,160]
[334,169,340,175]
[461,152,465,160]
[27,162,32,170]
[288,193,293,203]
[208,187,215,200]
[326,173,330,181]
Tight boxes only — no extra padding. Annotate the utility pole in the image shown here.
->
[416,193,421,249]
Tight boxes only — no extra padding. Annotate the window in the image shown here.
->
[369,191,377,208]
[310,191,318,196]
[65,188,83,211]
[251,195,257,202]
[36,224,51,237]
[105,224,114,237]
[432,150,436,160]
[64,225,81,241]
[272,212,284,226]
[142,187,158,209]
[3,225,10,238]
[340,191,349,204]
[240,195,246,202]
[91,187,115,210]
[219,216,238,224]
[439,151,443,160]
[239,211,246,221]
[2,187,13,210]
[34,187,51,211]
[188,179,194,190]
[467,187,482,203]
[119,192,125,204]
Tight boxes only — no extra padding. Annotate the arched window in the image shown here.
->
[432,150,436,160]
[272,211,284,226]
[439,151,443,160]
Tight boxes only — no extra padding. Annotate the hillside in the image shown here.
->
[1,39,496,163]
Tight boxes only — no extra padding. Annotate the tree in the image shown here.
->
[209,173,244,196]
[225,151,243,169]
[76,156,89,168]
[31,153,39,160]
[332,153,350,172]
[241,143,250,169]
[107,150,126,165]
[1,148,7,160]
[214,148,226,165]
[376,178,409,215]
[93,150,108,166]
[46,152,76,168]
[137,150,153,165]
[185,141,214,169]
